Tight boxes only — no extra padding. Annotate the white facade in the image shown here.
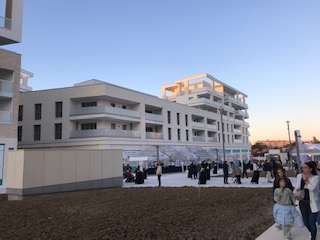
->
[18,76,251,164]
[0,0,24,192]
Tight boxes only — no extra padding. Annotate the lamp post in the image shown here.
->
[220,108,226,163]
[286,121,292,168]
[294,130,302,174]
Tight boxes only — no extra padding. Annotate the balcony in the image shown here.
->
[225,96,248,109]
[191,121,205,129]
[0,16,11,30]
[145,113,163,122]
[0,79,13,98]
[193,136,205,142]
[190,87,223,98]
[188,97,222,109]
[0,110,11,123]
[70,129,141,139]
[70,106,141,121]
[234,139,243,144]
[146,132,164,139]
[233,129,242,134]
[235,110,249,118]
[207,124,217,130]
[207,137,217,142]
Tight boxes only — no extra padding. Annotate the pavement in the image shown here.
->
[123,170,318,240]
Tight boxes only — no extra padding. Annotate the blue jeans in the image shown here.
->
[299,200,317,240]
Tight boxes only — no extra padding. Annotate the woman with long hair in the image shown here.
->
[294,161,320,240]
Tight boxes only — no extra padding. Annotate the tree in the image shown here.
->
[311,136,320,143]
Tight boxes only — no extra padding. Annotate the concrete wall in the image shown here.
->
[6,149,123,196]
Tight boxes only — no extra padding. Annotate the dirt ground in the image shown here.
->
[0,186,275,240]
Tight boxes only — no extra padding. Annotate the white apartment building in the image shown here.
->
[18,74,251,164]
[0,0,24,191]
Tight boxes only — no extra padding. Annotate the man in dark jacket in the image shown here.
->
[222,161,229,184]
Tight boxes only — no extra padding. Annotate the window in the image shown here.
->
[185,115,188,126]
[34,125,41,141]
[122,125,127,130]
[177,129,180,140]
[146,127,153,132]
[17,126,22,142]
[55,123,62,140]
[55,102,63,118]
[177,113,180,125]
[122,105,127,109]
[35,104,42,120]
[81,102,97,107]
[111,103,115,107]
[168,128,171,140]
[81,123,97,130]
[18,105,23,121]
[111,123,116,129]
[186,130,189,141]
[167,111,171,124]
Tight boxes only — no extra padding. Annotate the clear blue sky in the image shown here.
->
[4,0,320,143]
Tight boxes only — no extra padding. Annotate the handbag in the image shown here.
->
[294,189,305,201]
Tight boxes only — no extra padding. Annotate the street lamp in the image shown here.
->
[220,108,226,163]
[294,130,302,174]
[286,121,292,168]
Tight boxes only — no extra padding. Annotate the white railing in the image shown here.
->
[193,136,205,142]
[0,110,12,123]
[0,16,12,29]
[146,132,163,139]
[70,129,141,138]
[0,79,13,98]
[70,106,141,119]
[145,113,163,122]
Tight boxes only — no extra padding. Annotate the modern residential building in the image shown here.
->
[0,0,23,191]
[18,74,251,165]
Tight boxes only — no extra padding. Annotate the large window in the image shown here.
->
[177,113,180,125]
[55,123,62,140]
[81,102,97,107]
[18,105,23,121]
[177,129,180,140]
[17,126,22,142]
[55,102,63,118]
[81,123,97,130]
[168,128,171,140]
[34,125,41,141]
[35,104,42,120]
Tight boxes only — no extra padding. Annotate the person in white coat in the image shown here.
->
[294,161,320,240]
[156,163,162,187]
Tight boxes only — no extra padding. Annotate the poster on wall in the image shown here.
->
[242,149,249,163]
[0,145,4,186]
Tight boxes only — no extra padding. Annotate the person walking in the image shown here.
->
[263,159,273,183]
[242,161,248,178]
[234,163,242,184]
[156,163,162,187]
[294,162,320,240]
[273,178,304,240]
[222,161,229,184]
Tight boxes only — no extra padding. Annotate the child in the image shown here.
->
[273,178,304,240]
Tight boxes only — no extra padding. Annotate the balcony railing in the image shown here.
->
[207,137,218,142]
[70,129,141,139]
[146,132,163,139]
[234,139,243,144]
[0,110,12,123]
[0,79,13,98]
[233,129,242,134]
[191,121,205,129]
[0,16,12,30]
[190,87,223,98]
[70,106,141,119]
[225,96,248,109]
[207,124,217,130]
[188,98,222,109]
[145,113,163,122]
[193,136,205,142]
